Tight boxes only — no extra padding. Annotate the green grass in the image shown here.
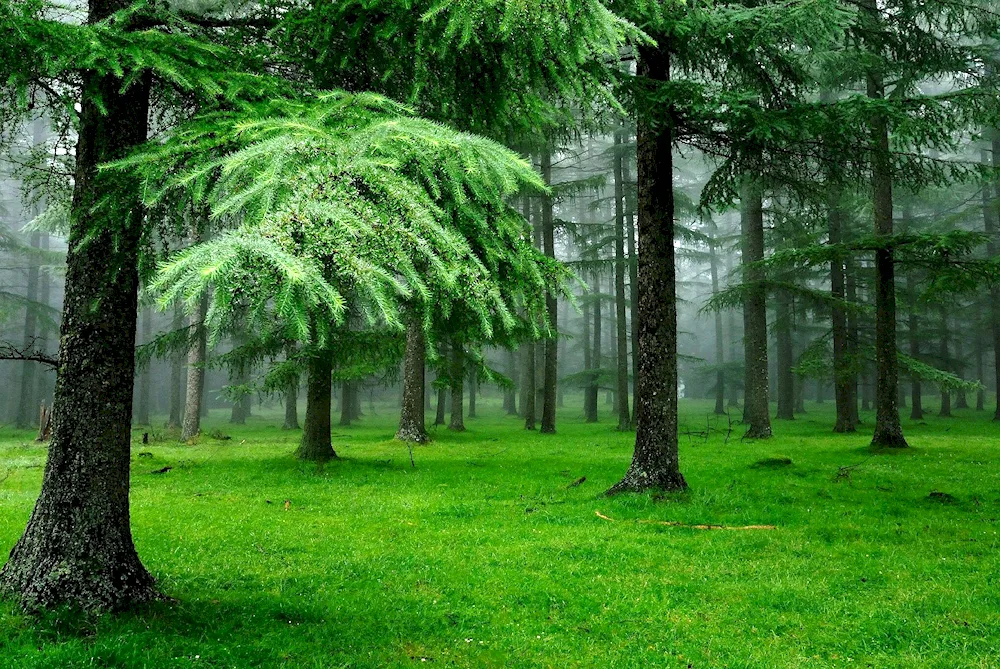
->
[2,397,999,668]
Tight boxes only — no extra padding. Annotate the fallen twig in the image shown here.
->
[595,510,776,531]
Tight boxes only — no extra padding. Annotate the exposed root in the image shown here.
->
[595,510,776,531]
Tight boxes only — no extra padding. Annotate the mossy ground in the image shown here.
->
[1,396,999,668]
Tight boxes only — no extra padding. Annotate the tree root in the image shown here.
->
[595,510,775,530]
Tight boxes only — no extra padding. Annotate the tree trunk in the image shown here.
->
[829,195,857,432]
[975,328,985,411]
[284,376,300,430]
[396,315,428,442]
[181,293,208,441]
[503,348,517,415]
[724,254,740,408]
[339,381,354,426]
[608,42,687,494]
[298,350,336,461]
[613,131,632,430]
[0,53,157,610]
[775,290,795,420]
[985,140,1000,420]
[955,334,969,409]
[846,259,861,426]
[522,340,536,429]
[34,233,53,412]
[15,230,42,428]
[134,307,152,425]
[167,303,183,429]
[624,144,639,405]
[740,182,772,438]
[864,1,907,447]
[449,342,465,431]
[467,368,477,418]
[708,221,726,415]
[907,274,924,419]
[938,306,952,417]
[586,269,601,423]
[537,153,558,433]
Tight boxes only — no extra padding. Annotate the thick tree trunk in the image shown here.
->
[608,42,687,494]
[167,303,183,429]
[449,342,465,431]
[775,291,795,420]
[396,315,428,442]
[298,350,336,461]
[15,231,41,428]
[864,6,907,447]
[180,293,208,441]
[740,182,772,438]
[613,131,632,430]
[829,196,857,432]
[0,57,157,610]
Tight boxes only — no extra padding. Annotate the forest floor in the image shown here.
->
[1,398,999,668]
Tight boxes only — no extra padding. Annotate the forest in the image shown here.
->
[0,0,999,666]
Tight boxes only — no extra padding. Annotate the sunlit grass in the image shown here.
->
[2,396,998,668]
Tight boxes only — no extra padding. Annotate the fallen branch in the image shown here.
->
[595,510,776,531]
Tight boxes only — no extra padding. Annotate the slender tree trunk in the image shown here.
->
[504,348,517,415]
[938,306,952,417]
[0,52,157,609]
[864,2,907,447]
[15,231,42,428]
[522,339,536,429]
[167,303,183,429]
[537,152,558,433]
[586,269,601,422]
[775,290,795,420]
[984,141,1000,420]
[708,222,726,415]
[612,132,632,430]
[955,334,969,409]
[975,329,985,411]
[449,342,465,431]
[298,349,336,461]
[284,376,300,430]
[846,259,861,426]
[624,145,639,404]
[34,233,53,412]
[228,335,249,425]
[830,195,856,431]
[724,255,740,408]
[181,291,208,441]
[907,274,924,419]
[133,307,152,425]
[339,381,354,426]
[608,42,687,494]
[741,182,772,438]
[468,368,477,418]
[396,315,428,442]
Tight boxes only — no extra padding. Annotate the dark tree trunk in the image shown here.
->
[299,350,336,461]
[864,9,907,447]
[740,182,772,438]
[539,151,558,433]
[846,259,861,426]
[134,308,151,425]
[181,293,208,441]
[608,42,687,494]
[829,196,857,432]
[0,53,157,610]
[228,336,250,425]
[449,342,465,431]
[396,315,428,442]
[613,131,632,430]
[708,221,726,415]
[339,381,354,426]
[938,306,952,417]
[724,254,740,408]
[985,140,1000,420]
[434,384,447,426]
[908,275,924,419]
[503,348,517,415]
[955,334,969,409]
[624,145,639,404]
[467,369,477,419]
[775,290,795,420]
[284,376,299,430]
[585,269,601,423]
[15,230,42,428]
[522,340,536,429]
[167,303,183,429]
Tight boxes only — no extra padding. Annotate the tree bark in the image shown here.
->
[449,342,465,431]
[775,290,795,420]
[608,42,687,494]
[585,269,601,423]
[0,50,157,610]
[708,220,726,415]
[503,348,517,415]
[624,143,639,405]
[829,195,857,431]
[540,151,557,434]
[180,293,208,441]
[396,315,428,442]
[613,131,632,430]
[864,0,907,447]
[740,182,772,438]
[298,349,336,461]
[167,303,183,429]
[339,381,354,426]
[846,259,861,426]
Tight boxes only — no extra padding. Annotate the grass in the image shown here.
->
[1,396,999,668]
